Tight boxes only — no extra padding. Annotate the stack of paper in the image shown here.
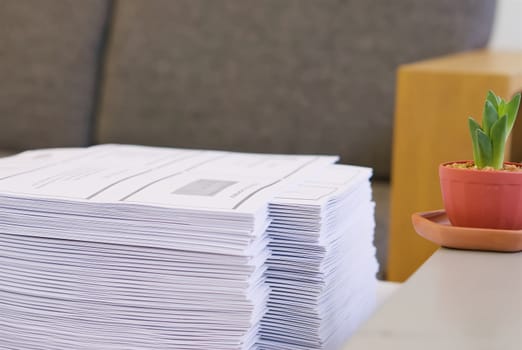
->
[0,144,378,350]
[259,164,378,350]
[0,144,336,350]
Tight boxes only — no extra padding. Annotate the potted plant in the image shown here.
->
[439,90,522,230]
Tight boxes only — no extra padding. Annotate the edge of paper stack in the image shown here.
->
[0,144,378,350]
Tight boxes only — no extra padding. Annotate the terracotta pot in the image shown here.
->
[439,161,522,230]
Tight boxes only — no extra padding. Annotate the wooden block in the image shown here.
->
[387,50,522,282]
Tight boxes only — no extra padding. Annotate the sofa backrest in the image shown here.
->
[0,0,496,178]
[0,0,111,150]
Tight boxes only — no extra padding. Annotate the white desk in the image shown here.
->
[343,248,522,350]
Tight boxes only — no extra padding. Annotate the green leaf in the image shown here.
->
[482,100,498,136]
[468,117,482,165]
[469,91,519,168]
[497,100,507,118]
[486,90,499,109]
[504,93,521,134]
[490,114,509,169]
[475,129,492,168]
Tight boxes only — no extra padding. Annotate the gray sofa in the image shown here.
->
[0,0,496,277]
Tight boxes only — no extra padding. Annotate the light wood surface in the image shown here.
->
[344,249,522,349]
[387,50,522,282]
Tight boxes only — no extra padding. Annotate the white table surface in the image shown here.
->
[342,248,522,350]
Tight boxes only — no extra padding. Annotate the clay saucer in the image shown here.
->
[411,210,522,252]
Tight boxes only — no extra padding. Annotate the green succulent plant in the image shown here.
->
[469,90,521,169]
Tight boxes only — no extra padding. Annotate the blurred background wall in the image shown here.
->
[489,0,522,49]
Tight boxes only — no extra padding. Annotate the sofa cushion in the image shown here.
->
[97,0,495,178]
[0,149,15,159]
[0,0,110,150]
